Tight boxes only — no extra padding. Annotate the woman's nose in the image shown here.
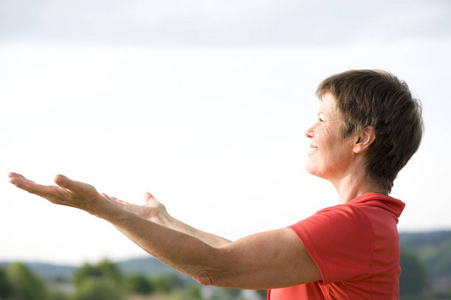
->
[305,125,314,138]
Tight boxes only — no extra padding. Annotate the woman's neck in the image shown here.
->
[332,172,387,204]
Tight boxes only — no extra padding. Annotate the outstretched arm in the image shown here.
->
[103,193,231,247]
[9,173,321,289]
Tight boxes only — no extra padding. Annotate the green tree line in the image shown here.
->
[0,259,266,300]
[1,248,450,300]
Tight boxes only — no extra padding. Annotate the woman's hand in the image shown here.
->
[8,172,108,216]
[102,192,170,225]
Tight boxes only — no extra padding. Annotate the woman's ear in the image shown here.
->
[354,126,376,154]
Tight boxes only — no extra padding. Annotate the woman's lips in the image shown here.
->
[309,145,318,155]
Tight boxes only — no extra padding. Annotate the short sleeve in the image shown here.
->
[289,205,375,284]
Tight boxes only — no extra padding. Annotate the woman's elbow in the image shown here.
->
[195,274,214,286]
[191,268,226,287]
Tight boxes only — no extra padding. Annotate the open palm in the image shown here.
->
[104,192,169,224]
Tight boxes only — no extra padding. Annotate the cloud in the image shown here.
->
[1,0,450,46]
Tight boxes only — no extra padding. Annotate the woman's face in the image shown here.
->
[305,93,356,181]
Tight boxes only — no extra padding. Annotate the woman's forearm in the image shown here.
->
[164,216,232,247]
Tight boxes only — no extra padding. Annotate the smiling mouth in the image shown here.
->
[309,145,318,155]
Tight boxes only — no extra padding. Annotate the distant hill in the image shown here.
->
[0,256,178,283]
[0,261,75,283]
[400,230,451,247]
[399,230,451,292]
[116,256,180,277]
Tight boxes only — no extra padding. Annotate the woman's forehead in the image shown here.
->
[318,93,338,115]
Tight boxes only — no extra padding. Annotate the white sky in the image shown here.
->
[1,0,451,265]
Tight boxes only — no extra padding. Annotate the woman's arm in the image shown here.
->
[8,173,321,289]
[111,210,321,289]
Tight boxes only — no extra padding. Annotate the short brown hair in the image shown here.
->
[316,70,423,193]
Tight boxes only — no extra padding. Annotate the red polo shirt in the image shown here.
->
[269,193,405,299]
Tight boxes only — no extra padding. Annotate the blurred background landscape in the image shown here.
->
[1,0,451,299]
[1,230,451,299]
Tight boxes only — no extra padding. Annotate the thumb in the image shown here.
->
[144,192,156,203]
[54,174,93,194]
[54,174,70,188]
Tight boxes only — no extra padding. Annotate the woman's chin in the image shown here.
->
[306,162,326,179]
[305,162,317,176]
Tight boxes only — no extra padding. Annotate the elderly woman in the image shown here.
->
[9,69,423,299]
